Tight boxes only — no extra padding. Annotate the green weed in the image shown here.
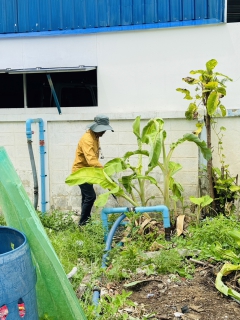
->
[38,210,76,231]
[0,214,6,226]
[174,214,240,262]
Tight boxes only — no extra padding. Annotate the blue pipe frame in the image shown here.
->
[26,118,47,213]
[92,205,171,307]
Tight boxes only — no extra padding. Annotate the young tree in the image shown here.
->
[177,59,232,208]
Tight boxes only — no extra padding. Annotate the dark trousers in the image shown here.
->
[79,183,96,226]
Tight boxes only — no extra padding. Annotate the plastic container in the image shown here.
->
[0,226,38,319]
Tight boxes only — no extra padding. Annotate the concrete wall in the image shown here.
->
[0,22,240,212]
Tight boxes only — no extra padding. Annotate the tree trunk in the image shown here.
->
[205,113,216,210]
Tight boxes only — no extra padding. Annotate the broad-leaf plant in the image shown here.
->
[66,117,211,212]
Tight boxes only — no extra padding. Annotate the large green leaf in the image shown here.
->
[123,150,149,161]
[65,167,117,190]
[204,81,218,89]
[219,105,227,117]
[207,91,219,116]
[104,158,128,176]
[121,174,135,193]
[182,77,199,85]
[189,195,213,208]
[216,263,240,301]
[201,195,213,207]
[176,88,193,100]
[215,72,233,81]
[134,175,159,186]
[168,161,182,176]
[169,177,183,199]
[189,196,203,206]
[206,59,218,73]
[94,186,124,208]
[141,118,164,168]
[133,116,141,139]
[141,118,164,143]
[217,87,226,96]
[228,229,240,246]
[190,69,205,75]
[185,103,197,120]
[170,133,212,161]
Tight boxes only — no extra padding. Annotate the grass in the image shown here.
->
[1,210,240,319]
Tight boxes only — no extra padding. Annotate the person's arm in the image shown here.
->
[82,136,103,168]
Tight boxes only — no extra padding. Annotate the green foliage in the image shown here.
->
[66,117,211,213]
[174,215,240,263]
[177,58,233,204]
[38,210,77,231]
[106,244,146,281]
[42,209,240,318]
[152,249,194,278]
[0,214,6,226]
[189,195,213,224]
[177,58,232,132]
[97,290,135,320]
[211,125,240,215]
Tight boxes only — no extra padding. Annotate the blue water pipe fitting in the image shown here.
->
[26,118,47,213]
[93,205,171,307]
[101,205,171,242]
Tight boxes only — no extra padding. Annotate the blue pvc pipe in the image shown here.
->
[94,205,171,307]
[92,213,126,307]
[101,205,171,241]
[26,118,47,213]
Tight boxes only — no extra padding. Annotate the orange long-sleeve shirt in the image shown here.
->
[72,130,102,173]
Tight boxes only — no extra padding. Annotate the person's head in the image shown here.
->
[95,131,106,138]
[87,114,114,134]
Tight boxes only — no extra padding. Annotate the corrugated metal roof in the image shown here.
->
[0,0,225,35]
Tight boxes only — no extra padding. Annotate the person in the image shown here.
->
[72,114,114,226]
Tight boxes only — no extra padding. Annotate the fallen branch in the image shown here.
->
[189,258,215,268]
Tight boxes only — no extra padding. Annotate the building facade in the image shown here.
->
[0,0,240,212]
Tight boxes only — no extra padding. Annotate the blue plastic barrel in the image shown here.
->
[0,226,38,320]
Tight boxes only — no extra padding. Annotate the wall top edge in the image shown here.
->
[0,109,239,122]
[0,109,185,121]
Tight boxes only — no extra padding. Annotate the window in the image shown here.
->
[227,0,240,23]
[0,67,97,110]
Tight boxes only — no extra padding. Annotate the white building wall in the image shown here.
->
[0,22,240,211]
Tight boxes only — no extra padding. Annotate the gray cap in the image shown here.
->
[87,114,114,133]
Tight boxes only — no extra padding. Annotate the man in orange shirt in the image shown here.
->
[72,115,114,226]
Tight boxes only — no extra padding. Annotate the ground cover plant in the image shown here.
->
[2,209,240,319]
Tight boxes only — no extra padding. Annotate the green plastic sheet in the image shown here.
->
[0,147,86,320]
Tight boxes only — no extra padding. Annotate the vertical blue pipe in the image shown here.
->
[26,118,47,213]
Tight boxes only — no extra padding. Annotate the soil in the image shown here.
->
[112,266,240,320]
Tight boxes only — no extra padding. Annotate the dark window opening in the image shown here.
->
[227,0,240,23]
[0,74,24,108]
[0,69,97,108]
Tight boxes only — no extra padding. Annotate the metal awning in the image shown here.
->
[0,66,96,74]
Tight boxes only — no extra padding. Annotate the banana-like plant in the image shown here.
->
[65,117,211,210]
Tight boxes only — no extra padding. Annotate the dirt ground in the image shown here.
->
[115,267,240,320]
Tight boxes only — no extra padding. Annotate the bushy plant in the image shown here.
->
[38,210,77,231]
[174,214,240,263]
